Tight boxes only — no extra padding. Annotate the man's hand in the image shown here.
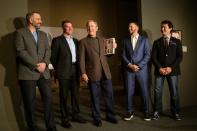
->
[159,68,166,75]
[159,67,172,75]
[113,43,117,49]
[37,63,46,73]
[81,73,89,83]
[128,64,140,72]
[165,67,172,75]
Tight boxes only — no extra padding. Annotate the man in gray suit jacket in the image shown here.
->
[79,20,117,127]
[15,12,56,131]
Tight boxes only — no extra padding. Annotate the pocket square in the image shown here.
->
[169,41,176,46]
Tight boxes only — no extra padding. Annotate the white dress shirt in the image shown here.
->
[64,35,77,63]
[131,34,139,50]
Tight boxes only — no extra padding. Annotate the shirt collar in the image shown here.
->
[64,34,73,39]
[163,35,171,40]
[131,33,139,39]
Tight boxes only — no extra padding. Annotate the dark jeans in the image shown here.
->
[19,77,55,130]
[88,77,115,121]
[154,75,181,114]
[58,64,80,121]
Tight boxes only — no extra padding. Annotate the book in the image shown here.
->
[104,37,116,55]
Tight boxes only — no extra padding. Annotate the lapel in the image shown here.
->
[160,37,168,54]
[126,38,134,55]
[73,38,78,56]
[26,28,37,45]
[166,37,176,53]
[98,37,103,56]
[134,35,142,52]
[61,35,72,56]
[37,31,41,49]
[26,28,38,51]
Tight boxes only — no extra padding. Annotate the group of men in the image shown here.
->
[15,11,183,131]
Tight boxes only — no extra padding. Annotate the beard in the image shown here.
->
[33,23,41,29]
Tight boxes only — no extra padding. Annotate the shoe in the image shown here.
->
[106,117,118,124]
[144,112,151,121]
[47,127,57,131]
[123,112,134,121]
[152,112,159,120]
[173,114,182,121]
[61,120,72,129]
[27,126,37,131]
[28,128,36,131]
[94,120,102,127]
[72,115,87,123]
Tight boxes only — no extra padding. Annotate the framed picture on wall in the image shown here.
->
[171,30,182,41]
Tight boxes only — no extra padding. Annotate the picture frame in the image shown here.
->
[104,37,116,55]
[171,30,182,41]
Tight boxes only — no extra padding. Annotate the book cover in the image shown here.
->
[104,37,116,55]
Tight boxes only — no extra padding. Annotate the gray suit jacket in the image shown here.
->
[79,36,112,81]
[15,28,51,80]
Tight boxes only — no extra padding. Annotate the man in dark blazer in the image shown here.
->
[79,20,117,127]
[51,20,86,129]
[121,22,151,121]
[15,12,56,131]
[151,20,183,121]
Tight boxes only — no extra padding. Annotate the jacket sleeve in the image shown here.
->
[121,40,131,66]
[170,39,183,70]
[42,33,51,66]
[151,40,162,69]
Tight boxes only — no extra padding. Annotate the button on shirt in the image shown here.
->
[64,35,76,63]
[131,34,139,50]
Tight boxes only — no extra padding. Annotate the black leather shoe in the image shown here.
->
[72,115,87,123]
[106,117,118,124]
[27,126,37,131]
[61,120,72,129]
[94,120,102,127]
[47,127,57,131]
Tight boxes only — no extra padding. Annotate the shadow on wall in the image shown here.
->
[0,17,27,131]
[142,29,153,44]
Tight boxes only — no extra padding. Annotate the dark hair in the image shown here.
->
[161,20,173,29]
[26,11,40,24]
[129,22,139,27]
[61,19,72,27]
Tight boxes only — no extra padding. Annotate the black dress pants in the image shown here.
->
[58,64,80,121]
[19,77,55,130]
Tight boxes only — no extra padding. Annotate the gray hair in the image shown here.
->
[86,20,98,27]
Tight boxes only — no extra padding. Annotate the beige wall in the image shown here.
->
[141,0,197,108]
[28,0,117,36]
[0,0,28,130]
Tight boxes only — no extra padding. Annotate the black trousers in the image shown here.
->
[58,64,80,121]
[19,77,55,130]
